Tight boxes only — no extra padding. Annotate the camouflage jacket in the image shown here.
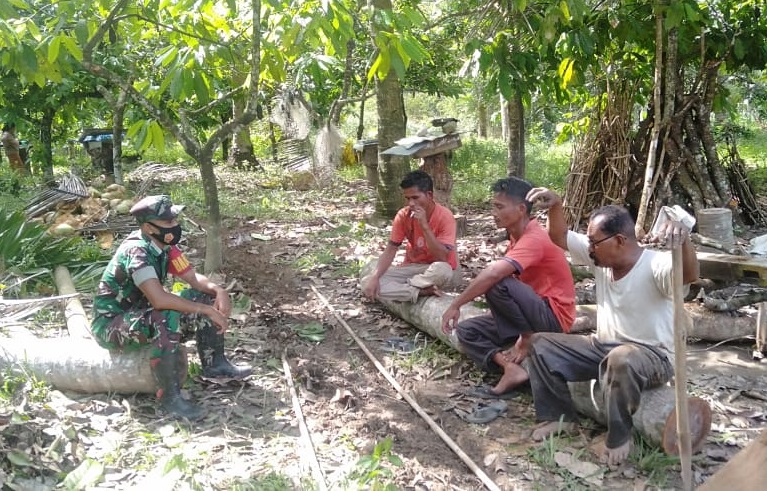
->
[92,230,170,325]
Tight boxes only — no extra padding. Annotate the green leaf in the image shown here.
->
[6,449,34,467]
[388,454,403,466]
[62,459,104,491]
[61,36,82,61]
[193,72,209,105]
[47,35,61,63]
[558,57,574,88]
[149,121,165,152]
[390,52,406,79]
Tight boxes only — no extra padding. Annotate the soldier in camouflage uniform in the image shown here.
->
[92,195,251,420]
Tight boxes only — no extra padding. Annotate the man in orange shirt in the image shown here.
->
[362,170,458,303]
[442,177,575,398]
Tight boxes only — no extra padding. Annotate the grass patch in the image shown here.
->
[229,472,294,490]
[450,137,570,207]
[629,433,680,488]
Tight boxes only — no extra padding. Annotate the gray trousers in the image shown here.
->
[527,332,674,448]
[456,277,561,372]
[360,261,457,303]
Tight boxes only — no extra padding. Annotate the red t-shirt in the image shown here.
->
[390,203,457,269]
[504,220,575,331]
[168,246,192,276]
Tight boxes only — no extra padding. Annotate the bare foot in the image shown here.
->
[593,439,632,468]
[492,362,529,394]
[531,421,578,441]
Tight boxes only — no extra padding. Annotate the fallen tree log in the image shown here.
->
[571,303,755,341]
[0,337,184,394]
[379,294,712,454]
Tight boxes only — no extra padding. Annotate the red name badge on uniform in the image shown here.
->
[168,246,192,276]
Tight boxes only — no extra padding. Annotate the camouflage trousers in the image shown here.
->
[91,289,214,358]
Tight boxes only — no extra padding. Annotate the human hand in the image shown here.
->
[526,187,562,210]
[645,220,690,249]
[441,305,460,335]
[506,335,531,364]
[363,277,380,299]
[214,289,232,318]
[410,205,428,228]
[205,306,229,334]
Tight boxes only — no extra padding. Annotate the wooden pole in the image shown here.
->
[672,246,693,490]
[755,302,767,358]
[53,265,93,339]
[281,350,328,491]
[311,285,502,491]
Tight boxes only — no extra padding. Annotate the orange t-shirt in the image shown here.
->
[504,220,576,331]
[390,203,457,269]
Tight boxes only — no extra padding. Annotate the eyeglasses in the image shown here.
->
[588,233,618,248]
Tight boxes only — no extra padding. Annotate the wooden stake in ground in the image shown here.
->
[755,302,767,359]
[672,246,693,491]
[310,285,502,491]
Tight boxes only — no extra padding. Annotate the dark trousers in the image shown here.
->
[527,332,674,448]
[456,277,561,372]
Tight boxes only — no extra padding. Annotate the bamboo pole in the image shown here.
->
[281,350,328,491]
[672,246,693,490]
[310,285,502,491]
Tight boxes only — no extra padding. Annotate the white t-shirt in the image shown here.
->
[568,231,675,358]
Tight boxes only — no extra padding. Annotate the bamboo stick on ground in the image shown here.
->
[281,350,327,491]
[312,285,502,491]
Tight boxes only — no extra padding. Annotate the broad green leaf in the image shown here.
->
[169,69,184,99]
[60,36,82,61]
[126,119,146,139]
[62,459,104,491]
[559,0,570,21]
[155,46,178,67]
[47,35,61,63]
[498,70,513,99]
[513,0,527,10]
[733,39,745,60]
[193,72,209,105]
[390,52,406,79]
[149,121,165,152]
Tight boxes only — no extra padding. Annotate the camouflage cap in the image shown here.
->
[130,195,185,223]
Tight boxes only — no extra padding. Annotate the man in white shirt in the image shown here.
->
[524,187,699,467]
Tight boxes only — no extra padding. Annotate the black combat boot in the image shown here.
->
[151,352,206,421]
[196,324,252,379]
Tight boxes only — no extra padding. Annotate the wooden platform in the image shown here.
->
[697,252,767,286]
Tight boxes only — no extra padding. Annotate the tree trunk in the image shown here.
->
[372,0,407,219]
[111,88,127,185]
[227,70,258,169]
[477,103,488,138]
[198,149,223,273]
[507,91,525,178]
[39,106,55,177]
[0,338,185,394]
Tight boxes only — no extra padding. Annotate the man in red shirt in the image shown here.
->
[362,170,458,303]
[442,177,575,398]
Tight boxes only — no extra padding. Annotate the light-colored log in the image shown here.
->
[0,337,182,394]
[378,294,712,454]
[53,266,93,339]
[698,428,767,491]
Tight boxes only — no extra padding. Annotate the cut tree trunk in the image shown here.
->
[0,338,183,394]
[377,294,712,454]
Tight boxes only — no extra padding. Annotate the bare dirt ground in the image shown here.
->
[3,172,767,490]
